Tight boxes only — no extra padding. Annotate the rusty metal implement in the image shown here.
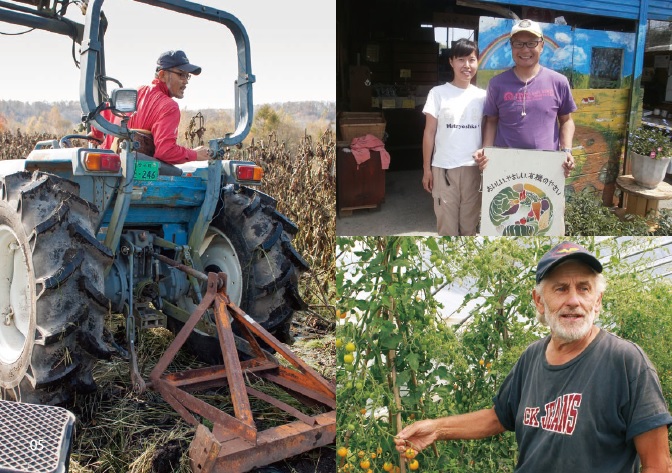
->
[148,271,336,472]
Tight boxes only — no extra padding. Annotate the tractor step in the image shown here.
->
[0,399,75,473]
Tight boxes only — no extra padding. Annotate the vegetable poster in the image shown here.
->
[480,148,565,236]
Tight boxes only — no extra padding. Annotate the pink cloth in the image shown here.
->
[350,134,390,169]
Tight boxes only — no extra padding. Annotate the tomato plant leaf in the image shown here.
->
[406,352,420,372]
[380,330,403,350]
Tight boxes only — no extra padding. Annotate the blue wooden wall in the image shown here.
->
[479,0,672,20]
[649,0,672,21]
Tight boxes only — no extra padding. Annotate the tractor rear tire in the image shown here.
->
[169,185,309,362]
[0,171,112,404]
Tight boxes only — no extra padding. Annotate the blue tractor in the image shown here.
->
[0,0,309,406]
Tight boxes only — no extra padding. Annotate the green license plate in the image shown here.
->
[134,161,160,181]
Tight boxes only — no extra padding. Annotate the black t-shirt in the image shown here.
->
[493,329,672,472]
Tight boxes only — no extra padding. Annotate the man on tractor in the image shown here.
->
[91,49,210,163]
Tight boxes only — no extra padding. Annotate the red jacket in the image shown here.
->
[92,79,195,163]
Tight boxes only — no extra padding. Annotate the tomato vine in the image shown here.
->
[336,237,672,472]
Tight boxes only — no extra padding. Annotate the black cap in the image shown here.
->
[536,241,602,284]
[156,50,201,75]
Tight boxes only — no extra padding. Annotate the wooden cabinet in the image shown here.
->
[337,147,386,217]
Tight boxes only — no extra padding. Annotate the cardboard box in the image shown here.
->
[338,112,386,142]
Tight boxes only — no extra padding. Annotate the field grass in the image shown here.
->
[0,128,336,472]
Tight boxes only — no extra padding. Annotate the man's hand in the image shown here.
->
[86,131,103,148]
[394,419,439,453]
[473,148,488,171]
[563,151,575,178]
[422,169,433,193]
[193,146,211,161]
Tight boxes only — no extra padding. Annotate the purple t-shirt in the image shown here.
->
[483,67,577,150]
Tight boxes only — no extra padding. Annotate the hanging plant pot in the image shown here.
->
[630,152,671,189]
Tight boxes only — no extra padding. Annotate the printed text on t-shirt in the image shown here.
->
[523,393,582,435]
[503,89,554,102]
[445,124,480,129]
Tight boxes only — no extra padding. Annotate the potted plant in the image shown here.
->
[627,126,672,189]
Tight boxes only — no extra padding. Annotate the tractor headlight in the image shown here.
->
[110,88,138,113]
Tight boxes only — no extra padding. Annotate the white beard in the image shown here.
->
[544,301,597,343]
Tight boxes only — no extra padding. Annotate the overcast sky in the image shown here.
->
[0,0,335,110]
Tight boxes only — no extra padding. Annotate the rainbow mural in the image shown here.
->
[475,17,637,204]
[479,31,562,71]
[477,17,635,77]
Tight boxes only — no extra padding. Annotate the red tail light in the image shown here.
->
[235,165,264,182]
[83,152,121,172]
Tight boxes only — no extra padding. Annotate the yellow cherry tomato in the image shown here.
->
[359,459,371,469]
[343,353,354,364]
[404,448,417,459]
[409,459,419,471]
[345,342,356,353]
[383,462,393,472]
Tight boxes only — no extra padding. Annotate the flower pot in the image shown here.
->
[630,152,671,189]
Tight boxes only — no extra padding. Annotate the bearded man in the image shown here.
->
[394,241,672,473]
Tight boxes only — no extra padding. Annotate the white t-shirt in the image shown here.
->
[423,82,486,169]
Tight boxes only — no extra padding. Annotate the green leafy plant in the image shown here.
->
[628,125,672,159]
[651,208,672,236]
[565,189,651,236]
[337,237,672,472]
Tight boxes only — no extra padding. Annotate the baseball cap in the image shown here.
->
[510,19,543,38]
[535,241,603,284]
[156,50,202,75]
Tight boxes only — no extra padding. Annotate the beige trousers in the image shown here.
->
[432,165,482,236]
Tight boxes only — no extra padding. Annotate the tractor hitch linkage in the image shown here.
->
[127,252,335,472]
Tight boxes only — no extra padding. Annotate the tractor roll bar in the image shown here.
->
[80,0,255,148]
[0,0,84,41]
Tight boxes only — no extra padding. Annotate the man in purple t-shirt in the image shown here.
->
[474,19,577,177]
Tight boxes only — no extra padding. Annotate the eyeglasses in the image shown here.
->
[511,40,543,49]
[165,69,191,81]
